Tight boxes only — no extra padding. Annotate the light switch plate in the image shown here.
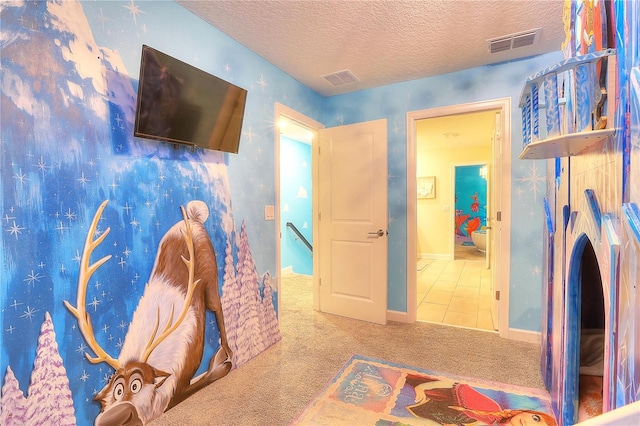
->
[264,205,275,220]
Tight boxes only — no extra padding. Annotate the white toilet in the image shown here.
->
[471,229,487,252]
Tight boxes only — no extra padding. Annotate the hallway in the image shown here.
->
[416,257,495,331]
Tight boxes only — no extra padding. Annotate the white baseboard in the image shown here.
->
[281,266,294,276]
[386,312,543,345]
[419,253,451,260]
[507,328,541,344]
[387,310,410,323]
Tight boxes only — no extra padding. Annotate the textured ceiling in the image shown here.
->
[176,0,566,96]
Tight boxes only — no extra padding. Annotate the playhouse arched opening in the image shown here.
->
[568,237,605,422]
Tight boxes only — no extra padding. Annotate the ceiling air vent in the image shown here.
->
[322,69,359,86]
[488,28,541,53]
[489,37,513,53]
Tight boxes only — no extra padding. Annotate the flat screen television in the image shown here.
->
[134,45,247,154]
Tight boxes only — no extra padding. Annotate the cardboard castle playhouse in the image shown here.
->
[518,1,639,424]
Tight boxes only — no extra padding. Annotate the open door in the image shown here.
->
[485,164,492,270]
[317,119,388,325]
[489,110,502,330]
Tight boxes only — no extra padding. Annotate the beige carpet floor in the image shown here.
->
[154,273,546,426]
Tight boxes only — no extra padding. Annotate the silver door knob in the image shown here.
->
[368,229,385,237]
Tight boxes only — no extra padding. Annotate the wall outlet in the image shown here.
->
[264,205,275,220]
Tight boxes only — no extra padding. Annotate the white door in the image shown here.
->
[489,111,502,330]
[486,164,491,270]
[318,119,388,325]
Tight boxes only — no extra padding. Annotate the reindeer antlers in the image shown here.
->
[64,202,200,368]
[141,206,201,363]
[64,200,120,370]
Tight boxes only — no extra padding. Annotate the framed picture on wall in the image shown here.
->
[417,176,436,199]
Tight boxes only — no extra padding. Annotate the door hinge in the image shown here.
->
[496,211,502,222]
[495,290,500,301]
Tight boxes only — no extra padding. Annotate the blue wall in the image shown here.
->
[280,136,313,275]
[0,1,321,424]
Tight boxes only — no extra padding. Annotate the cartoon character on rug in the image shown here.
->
[404,375,556,426]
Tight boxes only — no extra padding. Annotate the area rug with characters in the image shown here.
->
[293,355,557,426]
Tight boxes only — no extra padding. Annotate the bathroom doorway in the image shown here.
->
[407,98,511,334]
[454,163,488,262]
[413,114,493,331]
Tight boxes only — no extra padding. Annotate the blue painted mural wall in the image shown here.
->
[0,1,320,424]
[77,1,325,278]
[2,0,596,423]
[320,51,563,329]
[280,136,313,275]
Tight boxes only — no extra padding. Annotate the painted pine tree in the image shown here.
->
[0,366,28,426]
[235,221,267,366]
[221,236,241,366]
[24,312,76,425]
[260,272,282,346]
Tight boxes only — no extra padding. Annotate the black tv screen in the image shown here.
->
[134,45,247,154]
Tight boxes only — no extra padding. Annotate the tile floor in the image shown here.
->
[416,255,496,332]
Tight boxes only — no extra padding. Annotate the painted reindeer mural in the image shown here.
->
[64,200,232,425]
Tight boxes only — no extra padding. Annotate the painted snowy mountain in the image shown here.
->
[1,1,281,424]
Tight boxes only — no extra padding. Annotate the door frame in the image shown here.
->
[274,103,324,311]
[406,98,511,337]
